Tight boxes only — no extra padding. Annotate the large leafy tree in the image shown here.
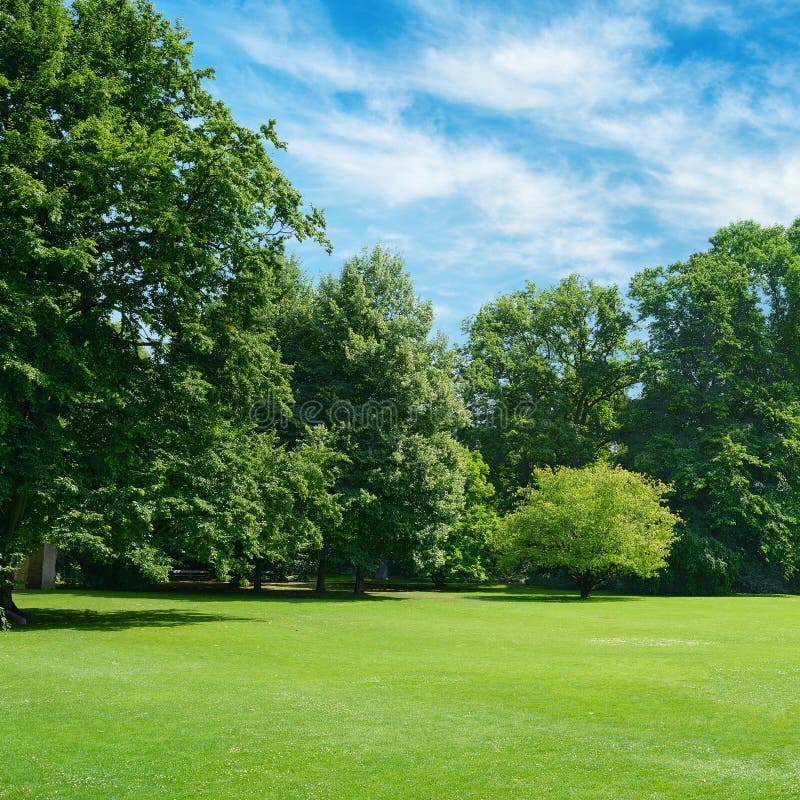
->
[0,0,328,616]
[460,275,640,504]
[282,246,470,593]
[501,463,679,599]
[624,222,800,592]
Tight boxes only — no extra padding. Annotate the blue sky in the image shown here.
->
[157,0,800,339]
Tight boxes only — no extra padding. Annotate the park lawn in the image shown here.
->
[1,588,799,800]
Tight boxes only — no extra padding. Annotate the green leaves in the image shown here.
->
[501,464,679,597]
[281,246,471,586]
[625,221,800,588]
[461,274,640,501]
[0,0,328,591]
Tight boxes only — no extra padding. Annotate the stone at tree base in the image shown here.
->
[4,608,26,626]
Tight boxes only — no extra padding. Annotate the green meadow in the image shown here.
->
[2,588,799,799]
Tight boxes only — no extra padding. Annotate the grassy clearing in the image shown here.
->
[2,587,799,799]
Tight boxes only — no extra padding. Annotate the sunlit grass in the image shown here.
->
[2,587,799,799]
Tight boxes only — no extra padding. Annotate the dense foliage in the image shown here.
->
[0,0,331,614]
[624,222,800,593]
[460,276,640,506]
[500,464,679,598]
[279,246,474,593]
[463,227,800,594]
[2,1,799,611]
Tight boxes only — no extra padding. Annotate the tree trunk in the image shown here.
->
[0,582,25,625]
[353,565,365,596]
[1,491,29,624]
[1,491,29,541]
[315,557,327,593]
[432,571,447,591]
[253,559,263,593]
[574,571,599,600]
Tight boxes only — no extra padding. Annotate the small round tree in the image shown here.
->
[502,463,679,598]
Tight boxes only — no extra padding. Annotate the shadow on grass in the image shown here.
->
[73,589,401,602]
[201,588,406,602]
[13,588,405,622]
[469,587,641,603]
[16,607,252,632]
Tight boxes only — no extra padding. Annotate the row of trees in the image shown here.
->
[461,224,800,593]
[2,0,798,616]
[0,0,499,618]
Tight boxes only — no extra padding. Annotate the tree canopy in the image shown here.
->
[279,246,473,593]
[0,0,328,614]
[625,222,800,592]
[501,464,679,598]
[460,275,640,504]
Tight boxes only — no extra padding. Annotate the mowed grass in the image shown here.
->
[2,587,800,800]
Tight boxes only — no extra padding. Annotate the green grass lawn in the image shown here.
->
[2,587,799,799]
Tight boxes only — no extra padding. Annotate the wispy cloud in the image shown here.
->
[165,0,800,334]
[417,13,662,113]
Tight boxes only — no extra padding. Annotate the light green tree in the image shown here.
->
[501,463,679,598]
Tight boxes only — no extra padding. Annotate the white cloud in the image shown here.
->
[209,0,800,331]
[286,108,644,280]
[231,28,370,91]
[657,0,749,33]
[418,14,662,113]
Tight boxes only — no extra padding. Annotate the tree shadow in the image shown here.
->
[728,593,800,599]
[14,607,252,632]
[469,587,641,603]
[12,588,405,625]
[229,588,406,602]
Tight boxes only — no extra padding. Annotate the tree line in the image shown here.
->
[2,0,799,619]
